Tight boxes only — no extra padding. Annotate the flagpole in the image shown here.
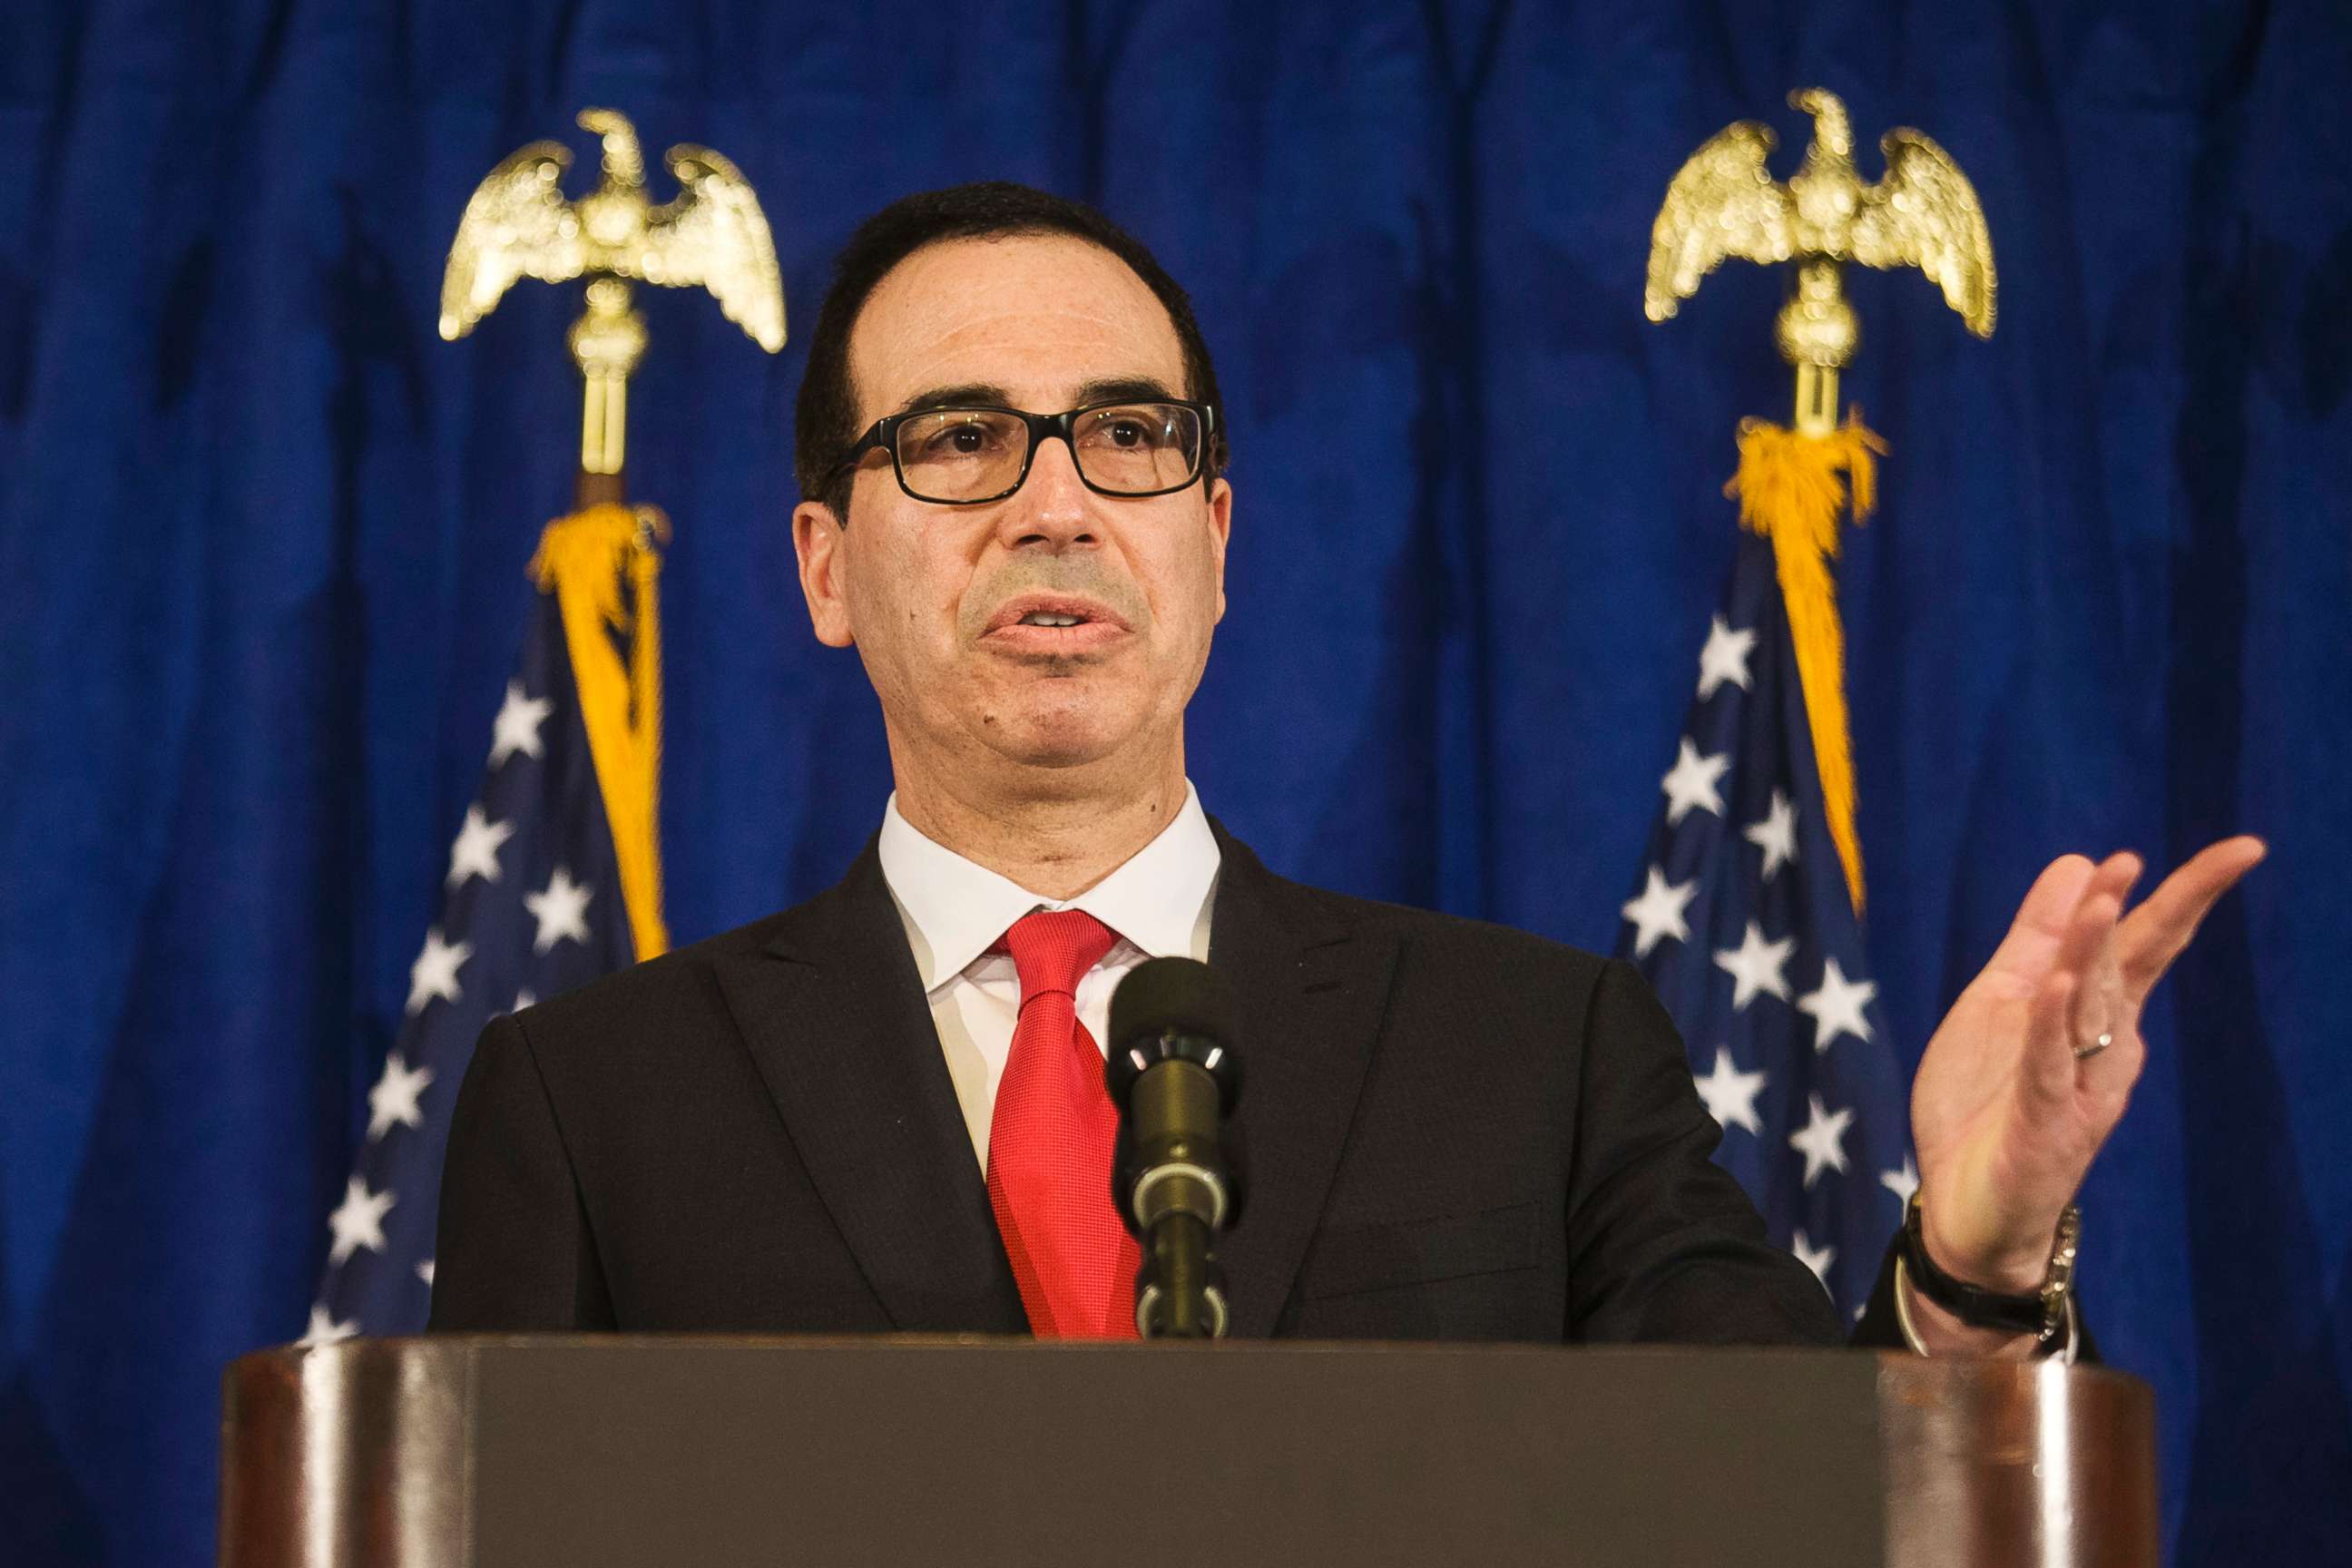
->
[569,276,643,509]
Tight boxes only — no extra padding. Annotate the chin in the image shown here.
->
[994,716,1125,770]
[987,683,1141,770]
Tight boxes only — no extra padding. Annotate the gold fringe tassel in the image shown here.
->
[1721,409,1886,916]
[529,504,671,961]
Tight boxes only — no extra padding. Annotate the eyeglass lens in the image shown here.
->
[892,404,1203,502]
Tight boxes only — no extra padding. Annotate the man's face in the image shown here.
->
[792,234,1230,789]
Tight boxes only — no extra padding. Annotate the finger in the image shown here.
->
[2069,856,2157,1094]
[2074,911,2148,1094]
[2052,887,2125,1037]
[2078,853,2139,1025]
[2022,965,2081,1112]
[1981,854,2101,980]
[2097,848,2146,905]
[2118,836,2269,999]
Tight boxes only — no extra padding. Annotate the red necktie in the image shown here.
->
[986,909,1142,1338]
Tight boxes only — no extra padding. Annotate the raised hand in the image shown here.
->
[1908,837,2267,1306]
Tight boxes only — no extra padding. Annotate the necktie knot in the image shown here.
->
[1000,908,1118,1004]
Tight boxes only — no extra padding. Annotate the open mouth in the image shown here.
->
[980,593,1133,653]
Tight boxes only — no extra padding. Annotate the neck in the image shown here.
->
[887,737,1191,901]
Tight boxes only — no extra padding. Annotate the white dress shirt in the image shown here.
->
[877,783,1222,1168]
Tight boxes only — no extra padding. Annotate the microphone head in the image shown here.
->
[1105,956,1241,1107]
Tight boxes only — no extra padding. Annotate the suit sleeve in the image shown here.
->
[1563,958,1845,1345]
[427,1014,616,1331]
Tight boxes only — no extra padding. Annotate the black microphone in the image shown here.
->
[1105,957,1244,1339]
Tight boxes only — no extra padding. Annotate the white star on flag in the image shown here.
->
[416,1259,436,1289]
[1797,956,1877,1053]
[1695,614,1757,699]
[406,928,472,1015]
[488,681,552,766]
[1692,1046,1768,1136]
[327,1175,397,1265]
[1744,789,1798,880]
[1788,1093,1854,1188]
[1713,920,1794,1010]
[299,1303,360,1349]
[1620,866,1698,957]
[365,1050,435,1142]
[1880,1155,1920,1210]
[524,866,593,954]
[1790,1229,1837,1287]
[1660,739,1730,826]
[446,804,514,889]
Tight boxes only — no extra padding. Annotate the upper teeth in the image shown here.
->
[1021,612,1083,626]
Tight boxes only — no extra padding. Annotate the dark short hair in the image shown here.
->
[792,181,1228,522]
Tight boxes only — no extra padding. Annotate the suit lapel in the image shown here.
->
[1205,824,1397,1337]
[714,842,1027,1334]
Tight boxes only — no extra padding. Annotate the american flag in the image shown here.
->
[1615,529,1913,1318]
[305,583,636,1342]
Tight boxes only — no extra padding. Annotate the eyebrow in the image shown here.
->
[891,383,1009,416]
[887,375,1181,418]
[1073,375,1180,407]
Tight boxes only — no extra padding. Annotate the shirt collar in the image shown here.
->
[877,782,1220,993]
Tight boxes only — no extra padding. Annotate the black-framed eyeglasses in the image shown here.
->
[830,398,1219,509]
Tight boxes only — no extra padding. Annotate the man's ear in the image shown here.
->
[1207,476,1232,624]
[791,499,856,648]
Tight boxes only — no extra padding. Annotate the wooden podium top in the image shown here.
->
[220,1337,2156,1568]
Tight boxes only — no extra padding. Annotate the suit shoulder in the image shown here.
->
[508,903,797,1044]
[1258,865,1618,988]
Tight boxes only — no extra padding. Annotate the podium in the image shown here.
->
[220,1337,2157,1567]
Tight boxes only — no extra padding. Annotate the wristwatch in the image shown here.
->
[1895,1190,2079,1358]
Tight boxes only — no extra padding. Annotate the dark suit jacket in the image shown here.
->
[431,820,1909,1345]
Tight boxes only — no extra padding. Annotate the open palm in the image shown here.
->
[1909,837,2267,1290]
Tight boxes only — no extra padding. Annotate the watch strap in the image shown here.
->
[1899,1190,2078,1342]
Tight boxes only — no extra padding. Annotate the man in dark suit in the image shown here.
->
[430,182,2260,1354]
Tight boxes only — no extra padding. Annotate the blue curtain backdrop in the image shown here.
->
[3,2,2346,1563]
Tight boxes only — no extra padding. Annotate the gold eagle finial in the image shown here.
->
[437,109,785,495]
[1645,89,1994,431]
[439,107,785,350]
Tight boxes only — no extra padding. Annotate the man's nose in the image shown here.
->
[995,434,1097,552]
